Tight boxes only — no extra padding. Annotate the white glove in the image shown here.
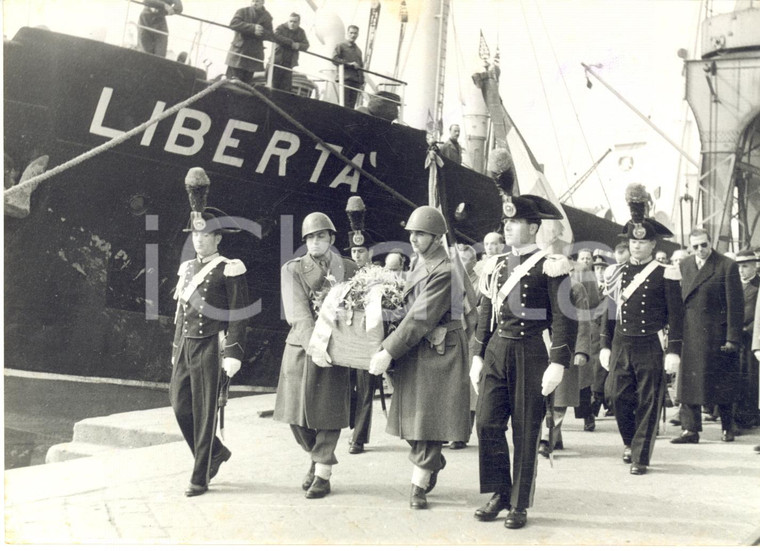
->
[368,348,392,376]
[599,348,611,371]
[573,353,588,367]
[664,353,680,375]
[541,362,564,396]
[222,357,241,378]
[470,356,484,394]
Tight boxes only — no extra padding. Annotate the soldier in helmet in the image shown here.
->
[273,211,358,498]
[469,193,577,529]
[599,184,683,474]
[368,205,471,510]
[171,168,251,497]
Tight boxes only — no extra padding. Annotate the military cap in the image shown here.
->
[183,206,240,233]
[619,183,673,239]
[344,195,375,251]
[500,194,563,222]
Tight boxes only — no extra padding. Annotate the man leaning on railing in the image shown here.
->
[138,0,183,57]
[272,13,310,93]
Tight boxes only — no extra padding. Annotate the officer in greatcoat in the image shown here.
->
[171,167,250,497]
[273,212,358,498]
[599,183,683,474]
[671,228,743,444]
[469,191,577,530]
[368,206,471,510]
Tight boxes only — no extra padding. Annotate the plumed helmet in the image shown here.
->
[405,205,448,235]
[301,212,336,238]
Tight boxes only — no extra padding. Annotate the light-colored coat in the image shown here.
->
[679,251,743,404]
[382,245,470,442]
[273,251,357,429]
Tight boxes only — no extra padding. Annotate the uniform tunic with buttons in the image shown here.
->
[474,248,577,509]
[601,259,683,466]
[170,253,249,487]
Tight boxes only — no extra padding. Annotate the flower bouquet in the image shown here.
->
[308,264,405,369]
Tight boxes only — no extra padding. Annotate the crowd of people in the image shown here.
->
[167,166,759,527]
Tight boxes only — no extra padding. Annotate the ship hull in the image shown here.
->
[4,28,627,387]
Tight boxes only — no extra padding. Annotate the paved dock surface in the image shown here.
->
[4,392,760,545]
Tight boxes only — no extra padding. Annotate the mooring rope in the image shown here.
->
[4,77,228,199]
[228,79,419,210]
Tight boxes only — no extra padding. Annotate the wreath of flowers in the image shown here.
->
[339,264,405,314]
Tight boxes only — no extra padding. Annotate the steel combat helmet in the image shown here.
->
[405,205,448,236]
[301,212,336,239]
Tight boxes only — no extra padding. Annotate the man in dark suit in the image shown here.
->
[671,228,743,444]
[735,249,760,428]
[225,0,274,84]
[273,212,358,498]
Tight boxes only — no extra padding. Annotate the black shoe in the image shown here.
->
[704,414,719,422]
[753,444,760,453]
[622,446,632,464]
[425,455,446,494]
[474,493,510,521]
[209,446,232,480]
[604,409,615,417]
[671,430,699,444]
[504,508,527,529]
[305,475,331,499]
[721,430,735,442]
[410,484,427,509]
[349,442,364,454]
[449,441,466,450]
[184,483,208,497]
[538,440,550,458]
[584,415,596,432]
[630,463,647,475]
[668,418,682,426]
[302,461,316,491]
[553,440,564,451]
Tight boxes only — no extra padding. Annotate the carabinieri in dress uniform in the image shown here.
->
[171,167,251,497]
[599,183,683,475]
[470,179,577,529]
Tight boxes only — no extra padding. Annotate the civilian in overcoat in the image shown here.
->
[675,228,743,442]
[225,0,274,82]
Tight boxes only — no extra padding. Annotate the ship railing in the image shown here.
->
[125,0,407,122]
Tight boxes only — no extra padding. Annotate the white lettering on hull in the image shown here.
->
[88,87,379,190]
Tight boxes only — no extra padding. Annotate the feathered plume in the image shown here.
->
[488,147,515,198]
[345,195,366,231]
[185,167,210,213]
[625,183,650,223]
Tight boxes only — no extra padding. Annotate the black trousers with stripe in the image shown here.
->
[609,332,664,466]
[170,336,225,487]
[476,334,546,510]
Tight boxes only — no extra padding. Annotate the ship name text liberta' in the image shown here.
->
[88,87,378,193]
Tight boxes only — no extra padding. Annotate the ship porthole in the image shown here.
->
[128,194,149,216]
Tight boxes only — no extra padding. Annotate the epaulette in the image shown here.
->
[543,254,573,277]
[482,253,509,276]
[224,258,247,277]
[663,263,681,281]
[177,259,192,276]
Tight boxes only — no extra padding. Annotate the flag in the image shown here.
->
[475,68,574,252]
[478,31,490,65]
[364,0,382,70]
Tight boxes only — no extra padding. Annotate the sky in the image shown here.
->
[3,0,740,224]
